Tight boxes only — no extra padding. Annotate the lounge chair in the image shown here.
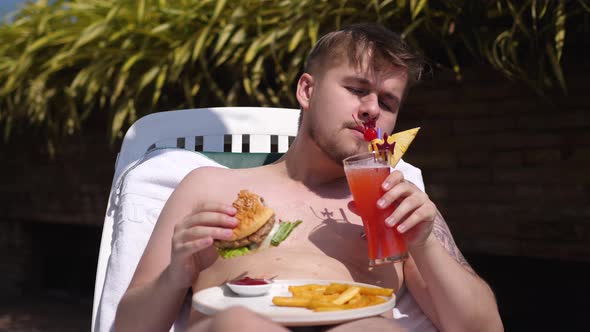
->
[91,107,300,332]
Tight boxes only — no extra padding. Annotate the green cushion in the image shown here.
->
[201,151,283,169]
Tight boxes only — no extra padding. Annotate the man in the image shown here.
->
[116,23,503,332]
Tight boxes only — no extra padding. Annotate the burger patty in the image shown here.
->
[214,215,276,249]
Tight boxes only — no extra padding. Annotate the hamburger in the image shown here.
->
[214,190,277,258]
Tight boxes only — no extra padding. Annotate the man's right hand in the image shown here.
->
[167,202,238,289]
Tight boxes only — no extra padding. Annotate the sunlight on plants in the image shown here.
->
[0,0,588,153]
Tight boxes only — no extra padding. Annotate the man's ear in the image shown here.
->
[296,73,314,110]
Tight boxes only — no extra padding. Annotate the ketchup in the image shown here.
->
[230,277,269,286]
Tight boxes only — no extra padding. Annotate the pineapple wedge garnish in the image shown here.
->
[369,127,420,167]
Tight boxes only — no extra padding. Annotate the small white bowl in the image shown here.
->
[226,281,273,297]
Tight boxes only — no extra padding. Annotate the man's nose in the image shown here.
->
[358,93,380,121]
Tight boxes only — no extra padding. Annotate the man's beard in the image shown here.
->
[309,121,365,165]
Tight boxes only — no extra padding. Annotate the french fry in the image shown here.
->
[272,296,311,307]
[288,291,316,299]
[289,285,325,293]
[313,306,350,312]
[347,294,369,308]
[288,285,326,298]
[368,295,387,305]
[310,294,340,302]
[272,282,393,312]
[324,283,348,294]
[359,286,394,297]
[332,286,361,305]
[308,299,342,309]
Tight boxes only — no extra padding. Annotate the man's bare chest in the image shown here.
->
[197,179,403,292]
[224,181,362,249]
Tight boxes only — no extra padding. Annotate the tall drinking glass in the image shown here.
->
[343,152,408,266]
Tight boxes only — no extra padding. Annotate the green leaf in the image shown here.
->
[505,1,532,39]
[259,31,278,48]
[73,22,106,49]
[121,53,142,73]
[152,65,167,105]
[288,28,304,52]
[218,246,250,259]
[401,16,425,38]
[25,33,58,53]
[111,101,130,138]
[443,42,462,80]
[137,0,146,24]
[150,23,172,34]
[554,0,566,61]
[230,28,246,45]
[410,0,427,20]
[111,71,129,105]
[105,5,120,23]
[173,41,192,76]
[546,42,567,94]
[211,0,227,22]
[138,67,160,91]
[307,20,319,46]
[213,23,235,55]
[192,25,211,61]
[70,67,90,91]
[270,220,302,246]
[244,38,261,64]
[243,76,252,95]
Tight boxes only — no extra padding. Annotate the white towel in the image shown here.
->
[393,159,425,192]
[94,148,425,332]
[95,148,226,332]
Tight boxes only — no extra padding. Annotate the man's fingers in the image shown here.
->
[193,201,236,216]
[173,236,213,257]
[378,182,413,210]
[396,202,436,234]
[182,211,238,229]
[176,225,234,244]
[385,192,426,226]
[382,170,404,191]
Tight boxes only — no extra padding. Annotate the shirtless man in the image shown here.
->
[115,23,503,332]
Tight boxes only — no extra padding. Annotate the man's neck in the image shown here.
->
[275,135,347,187]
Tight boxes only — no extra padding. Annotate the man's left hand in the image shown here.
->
[378,170,437,248]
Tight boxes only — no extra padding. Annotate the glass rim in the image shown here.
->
[342,152,389,167]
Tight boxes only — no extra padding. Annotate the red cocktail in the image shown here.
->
[343,152,408,266]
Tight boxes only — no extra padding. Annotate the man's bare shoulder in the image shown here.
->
[184,165,269,183]
[178,166,256,197]
[185,166,233,180]
[173,165,277,208]
[182,167,236,188]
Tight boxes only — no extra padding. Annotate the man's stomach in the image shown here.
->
[193,247,404,293]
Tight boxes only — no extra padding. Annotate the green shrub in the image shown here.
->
[0,0,587,153]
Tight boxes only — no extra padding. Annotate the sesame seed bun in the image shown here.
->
[228,190,274,241]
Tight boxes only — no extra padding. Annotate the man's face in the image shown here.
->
[301,56,409,164]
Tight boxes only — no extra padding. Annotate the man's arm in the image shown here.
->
[379,171,502,331]
[431,210,474,273]
[115,168,237,332]
[116,265,191,332]
[406,210,503,332]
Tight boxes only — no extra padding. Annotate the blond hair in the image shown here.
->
[304,23,424,88]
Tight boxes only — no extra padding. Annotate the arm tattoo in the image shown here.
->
[432,209,475,274]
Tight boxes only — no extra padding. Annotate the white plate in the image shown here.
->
[192,279,396,327]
